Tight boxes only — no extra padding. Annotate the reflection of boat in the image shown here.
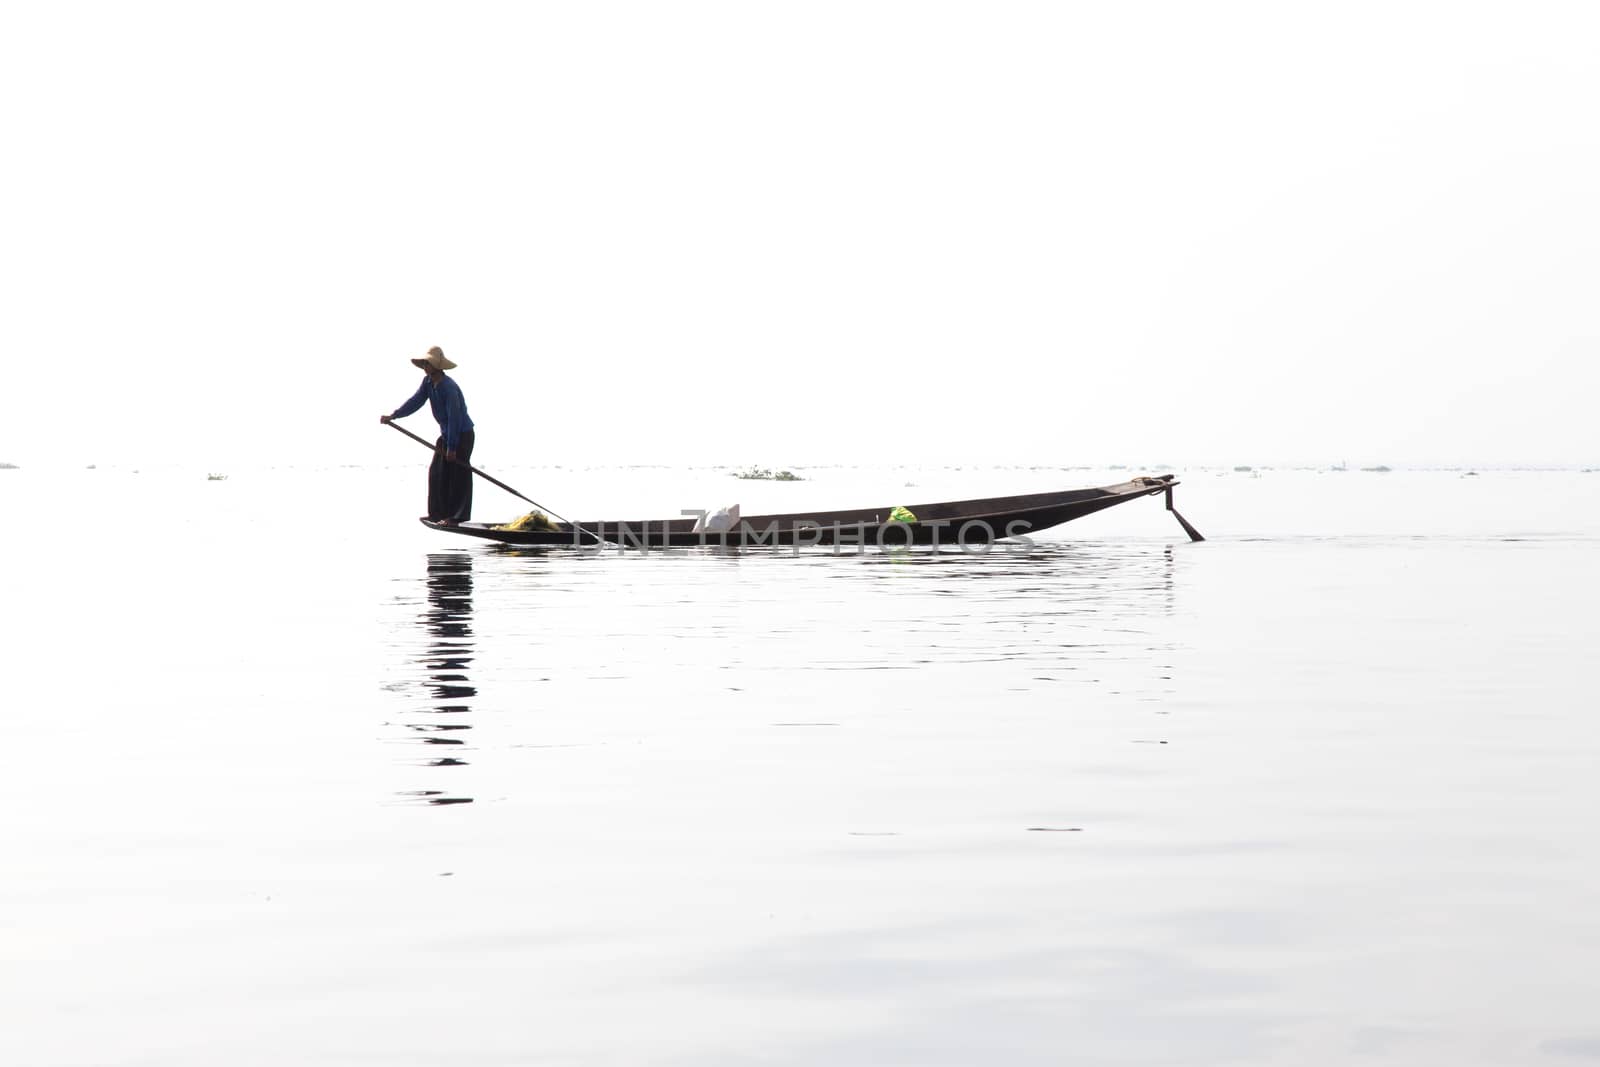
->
[421,474,1202,547]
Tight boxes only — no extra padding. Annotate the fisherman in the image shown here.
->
[380,347,476,525]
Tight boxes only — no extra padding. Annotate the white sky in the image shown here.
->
[3,1,1596,470]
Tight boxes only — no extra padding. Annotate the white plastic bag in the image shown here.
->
[694,504,741,533]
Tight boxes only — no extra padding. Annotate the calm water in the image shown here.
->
[3,466,1598,1065]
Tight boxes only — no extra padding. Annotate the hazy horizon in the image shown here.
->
[4,456,1594,475]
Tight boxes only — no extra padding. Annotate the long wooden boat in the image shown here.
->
[420,474,1202,548]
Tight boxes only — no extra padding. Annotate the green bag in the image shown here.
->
[887,505,917,524]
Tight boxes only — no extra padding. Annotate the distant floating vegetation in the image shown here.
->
[734,467,803,481]
[207,472,228,481]
[1362,465,1392,473]
[0,461,18,470]
[1233,465,1253,472]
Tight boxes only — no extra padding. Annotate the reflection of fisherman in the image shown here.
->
[380,347,476,525]
[408,552,475,802]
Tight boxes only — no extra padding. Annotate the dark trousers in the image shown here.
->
[428,431,475,522]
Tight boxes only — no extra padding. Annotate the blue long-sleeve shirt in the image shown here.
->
[391,374,475,451]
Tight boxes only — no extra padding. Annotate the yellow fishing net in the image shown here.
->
[492,511,560,532]
[887,505,917,523]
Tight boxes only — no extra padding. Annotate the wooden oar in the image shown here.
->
[1165,485,1205,542]
[384,419,581,530]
